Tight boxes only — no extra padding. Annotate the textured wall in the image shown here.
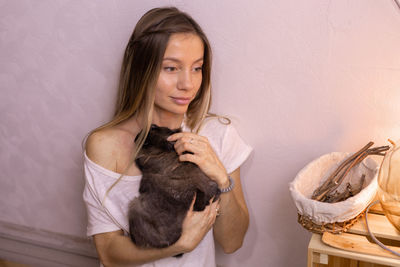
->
[1,1,400,266]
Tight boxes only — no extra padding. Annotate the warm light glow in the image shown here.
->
[377,140,400,231]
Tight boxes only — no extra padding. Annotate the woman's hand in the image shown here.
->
[167,132,229,187]
[174,195,220,253]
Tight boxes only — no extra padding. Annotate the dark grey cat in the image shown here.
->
[128,124,220,250]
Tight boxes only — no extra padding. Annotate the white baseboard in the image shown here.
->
[0,220,99,267]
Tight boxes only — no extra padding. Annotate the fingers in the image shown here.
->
[188,193,197,212]
[208,200,220,224]
[168,133,207,147]
[175,141,202,156]
[168,132,227,188]
[178,196,219,252]
[210,197,221,217]
[170,134,208,161]
[167,132,205,142]
[194,197,220,219]
[166,132,182,142]
[178,152,201,165]
[202,197,220,222]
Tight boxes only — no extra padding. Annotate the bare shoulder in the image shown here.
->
[86,126,137,172]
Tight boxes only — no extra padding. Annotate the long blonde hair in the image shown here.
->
[87,7,215,199]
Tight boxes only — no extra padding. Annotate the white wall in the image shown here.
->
[1,1,400,266]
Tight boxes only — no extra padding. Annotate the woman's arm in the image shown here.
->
[212,168,249,253]
[93,197,220,267]
[93,230,180,267]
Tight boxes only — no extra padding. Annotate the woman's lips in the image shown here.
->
[171,97,192,105]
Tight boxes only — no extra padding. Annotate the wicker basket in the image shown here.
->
[290,152,379,234]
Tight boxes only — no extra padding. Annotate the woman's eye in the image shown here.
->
[193,66,203,72]
[164,66,177,72]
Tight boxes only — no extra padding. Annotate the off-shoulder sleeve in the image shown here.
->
[83,185,121,236]
[82,155,121,236]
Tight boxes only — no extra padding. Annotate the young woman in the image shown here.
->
[83,7,252,267]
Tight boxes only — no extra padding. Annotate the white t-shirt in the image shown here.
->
[82,118,252,267]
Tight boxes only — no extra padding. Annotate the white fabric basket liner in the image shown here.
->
[289,152,379,224]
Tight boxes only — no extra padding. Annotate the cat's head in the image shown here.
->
[135,124,181,152]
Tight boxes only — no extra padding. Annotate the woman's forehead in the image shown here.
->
[163,33,204,62]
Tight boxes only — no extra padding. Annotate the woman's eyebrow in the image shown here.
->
[163,57,204,63]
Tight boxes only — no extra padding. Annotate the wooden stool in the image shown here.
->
[307,203,400,267]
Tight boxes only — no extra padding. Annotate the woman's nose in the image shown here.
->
[177,70,194,91]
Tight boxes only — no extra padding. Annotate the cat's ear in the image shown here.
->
[134,131,151,147]
[171,127,182,134]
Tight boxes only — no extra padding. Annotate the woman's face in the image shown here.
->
[153,33,204,121]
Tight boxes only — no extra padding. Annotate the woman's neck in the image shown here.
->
[152,111,184,129]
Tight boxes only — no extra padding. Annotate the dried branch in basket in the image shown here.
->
[311,142,389,203]
[324,175,365,203]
